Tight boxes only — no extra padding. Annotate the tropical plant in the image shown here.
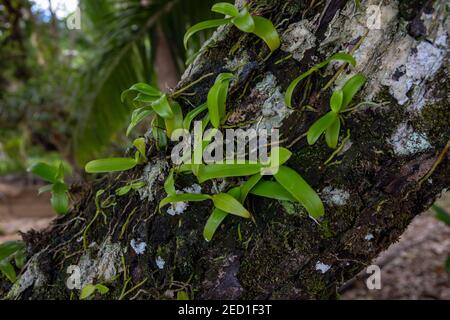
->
[184,2,280,54]
[0,241,26,283]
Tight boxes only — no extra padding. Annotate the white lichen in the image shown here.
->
[156,256,165,270]
[389,123,432,156]
[365,233,375,241]
[315,261,331,274]
[166,184,202,216]
[6,253,46,299]
[321,187,350,206]
[138,159,168,202]
[281,20,316,61]
[130,239,147,255]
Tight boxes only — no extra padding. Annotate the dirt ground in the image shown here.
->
[0,177,449,299]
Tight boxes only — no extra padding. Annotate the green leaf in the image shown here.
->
[38,185,53,195]
[127,108,153,136]
[164,170,176,197]
[307,111,338,145]
[207,73,233,128]
[151,94,174,120]
[341,74,366,110]
[14,249,26,269]
[133,93,160,104]
[116,185,132,196]
[130,182,145,190]
[250,181,297,202]
[274,166,324,219]
[159,194,211,209]
[0,261,16,283]
[51,183,69,215]
[325,117,341,149]
[231,8,255,33]
[95,284,109,295]
[152,116,168,150]
[211,3,239,17]
[239,174,263,203]
[330,90,344,113]
[133,138,147,162]
[252,16,280,52]
[211,193,251,218]
[432,205,450,227]
[121,83,161,103]
[197,163,262,183]
[177,291,190,300]
[285,68,317,108]
[0,241,25,262]
[184,18,231,49]
[164,102,184,138]
[320,52,357,68]
[80,284,97,300]
[85,158,137,173]
[28,162,58,183]
[183,103,208,131]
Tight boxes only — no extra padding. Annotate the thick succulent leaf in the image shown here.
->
[121,83,161,103]
[85,158,137,173]
[51,182,70,215]
[239,174,263,203]
[183,103,208,130]
[252,16,280,52]
[0,241,25,262]
[330,90,344,113]
[341,74,367,110]
[274,166,324,219]
[159,194,211,209]
[250,181,296,202]
[318,52,357,68]
[164,170,176,197]
[126,108,153,136]
[325,117,341,149]
[80,284,97,300]
[207,73,233,128]
[307,111,338,145]
[29,162,58,183]
[0,261,16,283]
[151,94,174,120]
[184,18,231,49]
[211,3,239,17]
[164,102,184,138]
[231,8,255,33]
[197,163,262,183]
[211,193,251,218]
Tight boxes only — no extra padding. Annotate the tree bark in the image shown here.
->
[2,0,449,300]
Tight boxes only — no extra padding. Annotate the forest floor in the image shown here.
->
[0,176,449,299]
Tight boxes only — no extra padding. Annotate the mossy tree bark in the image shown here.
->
[2,0,449,299]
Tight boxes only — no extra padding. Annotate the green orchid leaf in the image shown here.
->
[274,166,324,219]
[133,93,159,104]
[95,284,109,295]
[330,90,344,113]
[0,241,25,262]
[285,52,356,108]
[184,18,231,49]
[239,174,263,203]
[252,16,280,52]
[432,205,450,227]
[207,73,233,128]
[130,182,145,190]
[231,8,255,33]
[116,185,132,196]
[29,162,58,183]
[133,138,147,162]
[152,116,168,150]
[127,107,153,136]
[197,163,262,183]
[14,249,26,269]
[307,111,338,145]
[183,103,208,130]
[38,184,53,194]
[85,158,137,173]
[80,284,97,300]
[212,3,239,17]
[211,193,251,218]
[285,68,317,108]
[325,116,341,149]
[0,261,16,283]
[341,74,366,110]
[51,182,69,215]
[177,291,190,300]
[151,94,174,120]
[121,83,161,103]
[250,181,296,202]
[164,170,176,197]
[164,101,184,138]
[159,194,211,209]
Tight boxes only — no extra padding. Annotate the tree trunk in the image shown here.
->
[2,0,449,300]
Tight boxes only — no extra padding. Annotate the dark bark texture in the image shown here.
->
[1,0,449,299]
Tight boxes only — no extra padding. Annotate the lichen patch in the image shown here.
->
[389,123,432,156]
